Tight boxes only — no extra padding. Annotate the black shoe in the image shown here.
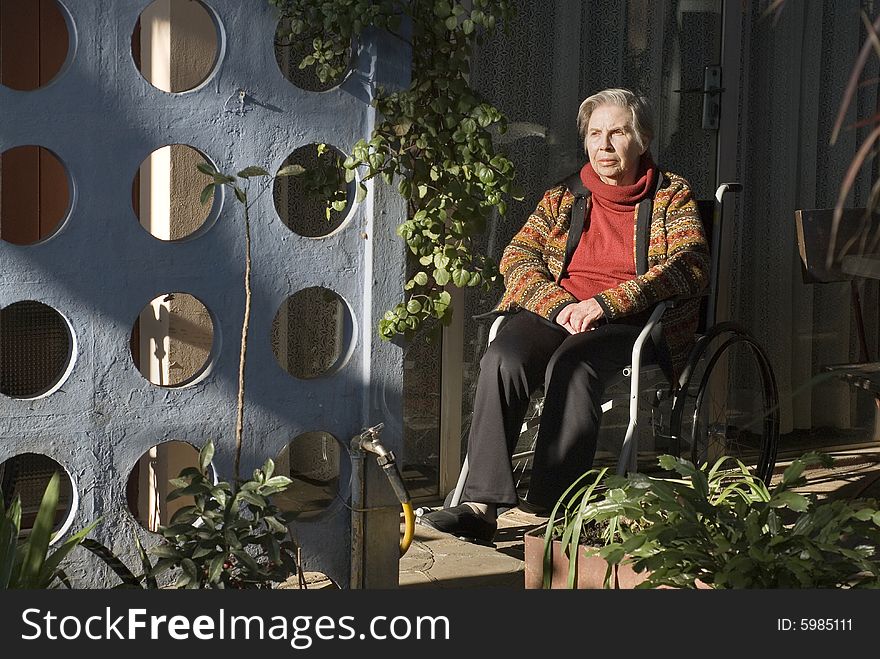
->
[516,497,553,517]
[417,504,497,543]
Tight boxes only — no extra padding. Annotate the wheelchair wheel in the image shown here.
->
[670,322,779,483]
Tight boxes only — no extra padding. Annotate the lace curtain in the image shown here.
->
[732,0,879,438]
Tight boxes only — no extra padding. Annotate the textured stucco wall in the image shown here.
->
[0,0,408,588]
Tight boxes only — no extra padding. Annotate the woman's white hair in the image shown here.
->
[576,88,654,153]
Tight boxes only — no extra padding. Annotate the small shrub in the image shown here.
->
[146,441,300,589]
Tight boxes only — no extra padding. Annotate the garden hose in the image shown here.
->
[399,502,415,556]
[352,424,415,557]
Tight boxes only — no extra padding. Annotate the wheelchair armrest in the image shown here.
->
[488,315,505,344]
[632,301,667,361]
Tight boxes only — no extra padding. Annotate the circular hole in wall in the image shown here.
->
[0,301,75,399]
[0,453,76,538]
[126,440,211,533]
[273,432,343,520]
[130,292,215,388]
[0,0,71,91]
[271,287,355,379]
[132,0,220,93]
[0,146,71,245]
[273,143,353,238]
[274,18,353,92]
[132,145,220,241]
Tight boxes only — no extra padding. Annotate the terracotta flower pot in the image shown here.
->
[523,524,648,589]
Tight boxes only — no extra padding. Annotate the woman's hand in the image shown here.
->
[556,299,605,334]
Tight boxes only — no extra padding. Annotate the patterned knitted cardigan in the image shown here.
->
[493,170,709,381]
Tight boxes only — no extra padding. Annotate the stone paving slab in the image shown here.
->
[398,508,545,589]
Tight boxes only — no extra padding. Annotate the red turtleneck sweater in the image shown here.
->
[559,157,657,302]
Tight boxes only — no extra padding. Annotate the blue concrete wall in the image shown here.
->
[0,0,408,588]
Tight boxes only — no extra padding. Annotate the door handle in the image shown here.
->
[673,66,722,130]
[672,87,725,94]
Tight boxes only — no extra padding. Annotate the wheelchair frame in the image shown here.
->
[447,183,780,509]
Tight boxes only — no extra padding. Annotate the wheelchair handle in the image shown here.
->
[715,182,743,203]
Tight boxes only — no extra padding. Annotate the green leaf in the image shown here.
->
[232,549,260,573]
[0,502,20,588]
[854,507,876,521]
[770,491,810,512]
[276,164,306,177]
[134,532,158,589]
[199,184,215,206]
[356,183,368,203]
[80,537,140,587]
[234,186,247,204]
[237,166,270,178]
[181,558,199,585]
[196,162,216,176]
[238,491,267,509]
[414,271,429,286]
[265,516,288,534]
[38,520,99,587]
[150,544,181,559]
[263,476,292,490]
[207,554,226,583]
[394,121,413,136]
[199,441,215,474]
[452,268,471,287]
[781,460,807,486]
[19,472,61,588]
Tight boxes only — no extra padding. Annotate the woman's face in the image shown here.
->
[586,103,646,186]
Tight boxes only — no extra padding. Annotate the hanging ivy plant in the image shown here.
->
[270,0,523,340]
[277,143,350,221]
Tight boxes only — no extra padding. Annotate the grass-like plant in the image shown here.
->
[0,472,97,589]
[540,467,639,589]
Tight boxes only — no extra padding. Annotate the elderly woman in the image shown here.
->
[419,88,709,543]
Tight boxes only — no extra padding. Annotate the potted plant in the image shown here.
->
[524,467,649,589]
[525,452,880,589]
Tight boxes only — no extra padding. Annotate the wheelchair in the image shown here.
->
[446,182,780,509]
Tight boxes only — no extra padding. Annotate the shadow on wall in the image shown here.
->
[0,0,402,587]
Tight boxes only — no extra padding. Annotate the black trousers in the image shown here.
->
[461,310,657,508]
